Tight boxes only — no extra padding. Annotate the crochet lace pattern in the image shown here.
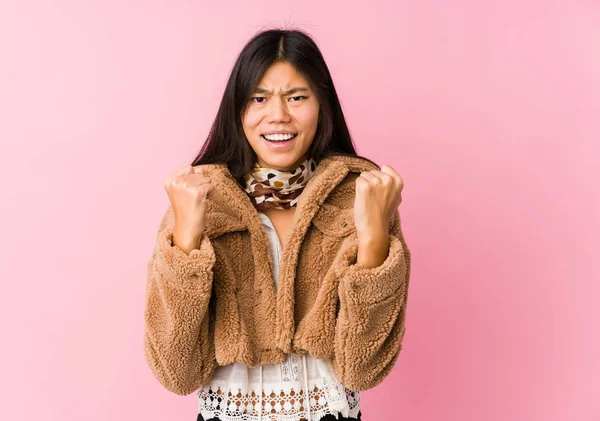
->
[197,378,360,421]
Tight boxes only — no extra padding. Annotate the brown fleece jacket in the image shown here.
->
[143,154,412,396]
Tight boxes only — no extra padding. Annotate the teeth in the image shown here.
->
[263,133,295,141]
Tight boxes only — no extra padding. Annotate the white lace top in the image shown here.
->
[196,211,361,421]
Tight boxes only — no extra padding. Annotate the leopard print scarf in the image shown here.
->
[243,157,318,211]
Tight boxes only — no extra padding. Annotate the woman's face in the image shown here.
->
[242,61,320,172]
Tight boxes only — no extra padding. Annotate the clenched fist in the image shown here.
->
[353,164,403,239]
[163,164,214,254]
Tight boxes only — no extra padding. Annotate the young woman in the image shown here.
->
[143,28,411,421]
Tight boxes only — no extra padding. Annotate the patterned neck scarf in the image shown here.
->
[243,157,318,211]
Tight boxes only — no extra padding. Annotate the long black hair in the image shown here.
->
[190,27,376,187]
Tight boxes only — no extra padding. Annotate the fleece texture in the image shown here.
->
[143,154,412,396]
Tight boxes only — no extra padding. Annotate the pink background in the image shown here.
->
[1,1,598,420]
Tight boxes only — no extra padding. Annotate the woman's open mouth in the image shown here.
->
[261,133,298,142]
[261,133,298,149]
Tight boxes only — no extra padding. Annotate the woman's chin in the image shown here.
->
[258,154,306,171]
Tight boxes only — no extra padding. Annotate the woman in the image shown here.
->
[143,28,411,421]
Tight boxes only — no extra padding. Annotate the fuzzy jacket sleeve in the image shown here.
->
[331,208,411,391]
[143,207,218,396]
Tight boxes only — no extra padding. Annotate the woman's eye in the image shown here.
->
[250,96,306,103]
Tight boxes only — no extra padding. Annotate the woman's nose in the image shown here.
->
[267,97,290,122]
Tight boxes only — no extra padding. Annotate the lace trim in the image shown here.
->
[281,354,301,383]
[197,382,360,421]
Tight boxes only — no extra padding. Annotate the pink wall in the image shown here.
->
[1,1,598,420]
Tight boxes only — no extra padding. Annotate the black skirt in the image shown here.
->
[197,411,362,421]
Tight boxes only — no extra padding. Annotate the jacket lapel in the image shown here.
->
[273,158,350,351]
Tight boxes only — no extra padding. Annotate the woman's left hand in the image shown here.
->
[354,164,404,240]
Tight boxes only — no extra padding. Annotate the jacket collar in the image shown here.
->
[198,154,381,238]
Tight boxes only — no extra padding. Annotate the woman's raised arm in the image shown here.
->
[143,206,218,395]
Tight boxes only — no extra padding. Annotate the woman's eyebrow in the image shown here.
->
[253,87,310,95]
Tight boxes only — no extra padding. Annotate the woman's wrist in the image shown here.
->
[356,231,390,268]
[172,225,202,255]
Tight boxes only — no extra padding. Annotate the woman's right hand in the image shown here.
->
[163,164,214,253]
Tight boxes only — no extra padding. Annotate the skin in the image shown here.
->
[242,60,319,173]
[241,61,403,268]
